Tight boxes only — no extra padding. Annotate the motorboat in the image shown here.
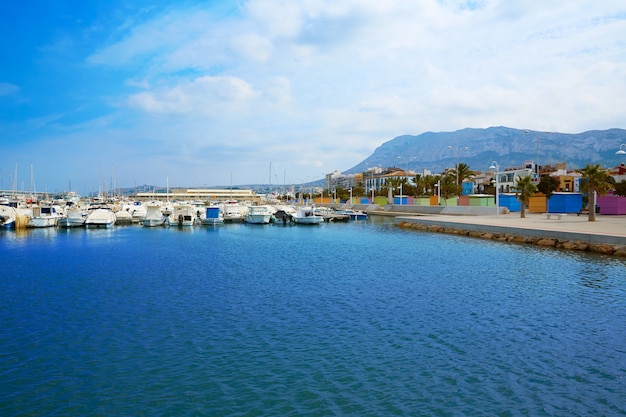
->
[291,207,324,225]
[167,204,196,227]
[314,207,349,222]
[129,201,147,222]
[245,205,274,224]
[222,200,247,222]
[273,209,293,225]
[336,209,368,220]
[27,205,63,228]
[142,205,165,227]
[0,205,17,229]
[85,207,116,228]
[114,209,133,225]
[58,207,86,228]
[200,206,224,225]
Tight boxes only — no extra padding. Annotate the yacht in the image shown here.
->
[245,205,274,224]
[167,204,196,227]
[291,207,324,225]
[27,205,63,228]
[85,207,116,228]
[142,205,165,227]
[0,205,17,229]
[200,206,224,225]
[58,207,86,228]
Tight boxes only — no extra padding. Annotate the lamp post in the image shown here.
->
[371,169,374,204]
[349,188,353,204]
[448,145,468,197]
[489,161,499,217]
[617,144,626,155]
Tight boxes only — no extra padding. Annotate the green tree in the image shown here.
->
[449,163,474,196]
[439,174,456,203]
[576,163,614,221]
[514,175,537,218]
[424,175,439,196]
[352,186,365,198]
[413,174,425,196]
[537,175,559,199]
[614,180,626,197]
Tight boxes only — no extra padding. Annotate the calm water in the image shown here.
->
[1,218,625,416]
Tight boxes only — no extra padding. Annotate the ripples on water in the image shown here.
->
[1,220,625,416]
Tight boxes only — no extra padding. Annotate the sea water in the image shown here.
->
[1,218,625,416]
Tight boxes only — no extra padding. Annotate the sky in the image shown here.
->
[1,0,625,194]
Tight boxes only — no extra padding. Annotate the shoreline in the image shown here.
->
[385,211,626,257]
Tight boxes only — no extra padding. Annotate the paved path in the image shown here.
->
[393,212,626,246]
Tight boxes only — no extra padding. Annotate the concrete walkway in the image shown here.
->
[393,212,626,246]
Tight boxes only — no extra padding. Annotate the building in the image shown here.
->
[325,171,356,192]
[135,188,261,203]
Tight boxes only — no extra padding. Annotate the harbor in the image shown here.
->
[4,193,626,257]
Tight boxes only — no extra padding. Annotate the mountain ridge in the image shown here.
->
[346,126,626,175]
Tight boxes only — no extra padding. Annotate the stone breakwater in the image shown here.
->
[397,221,626,257]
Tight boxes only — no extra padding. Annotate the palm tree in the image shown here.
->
[577,163,614,221]
[413,174,424,196]
[439,174,456,204]
[449,162,474,196]
[514,175,537,218]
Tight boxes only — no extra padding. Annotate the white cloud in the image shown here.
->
[0,82,19,96]
[33,0,625,189]
[126,75,260,115]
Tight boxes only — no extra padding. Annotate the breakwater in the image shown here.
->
[396,218,626,257]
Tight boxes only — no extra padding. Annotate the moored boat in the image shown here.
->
[0,205,17,229]
[27,205,63,228]
[85,207,116,228]
[167,204,196,227]
[200,206,224,225]
[336,209,368,220]
[245,205,274,224]
[222,200,247,222]
[58,207,86,228]
[142,205,165,227]
[291,206,324,225]
[129,201,147,222]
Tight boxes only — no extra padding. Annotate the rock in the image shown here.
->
[589,243,615,255]
[536,238,557,247]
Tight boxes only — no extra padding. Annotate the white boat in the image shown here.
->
[336,209,368,220]
[129,201,147,222]
[167,204,196,227]
[291,206,324,225]
[142,205,165,227]
[85,208,116,228]
[114,209,133,224]
[0,205,17,229]
[58,207,86,228]
[27,205,63,228]
[200,206,224,225]
[245,205,274,224]
[222,200,247,222]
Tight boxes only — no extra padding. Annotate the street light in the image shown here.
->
[368,165,380,203]
[489,161,499,217]
[617,144,626,155]
[448,145,468,196]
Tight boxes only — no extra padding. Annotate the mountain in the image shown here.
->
[345,126,626,175]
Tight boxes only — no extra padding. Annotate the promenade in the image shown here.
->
[389,211,626,255]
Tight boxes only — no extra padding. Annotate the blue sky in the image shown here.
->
[2,0,625,194]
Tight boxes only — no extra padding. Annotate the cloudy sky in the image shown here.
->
[1,1,625,194]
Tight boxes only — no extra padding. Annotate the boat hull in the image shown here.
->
[27,217,59,228]
[142,218,164,227]
[58,218,85,228]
